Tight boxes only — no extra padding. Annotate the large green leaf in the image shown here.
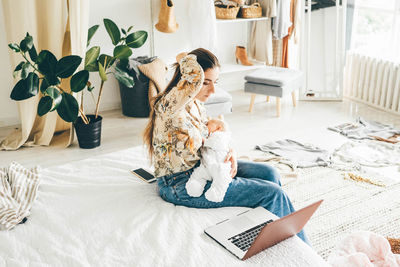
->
[13,61,25,78]
[45,86,62,111]
[26,72,39,96]
[10,79,32,101]
[113,45,132,59]
[29,44,38,63]
[19,34,33,52]
[37,50,57,77]
[113,66,134,88]
[44,75,60,86]
[98,54,115,69]
[85,62,99,72]
[126,31,148,48]
[10,72,39,101]
[56,55,82,78]
[37,96,53,116]
[14,62,25,72]
[57,93,79,123]
[98,62,107,81]
[8,43,20,53]
[40,78,49,93]
[85,46,100,68]
[103,18,120,45]
[70,70,89,92]
[87,25,99,47]
[21,62,30,79]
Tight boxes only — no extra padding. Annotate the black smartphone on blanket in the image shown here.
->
[130,168,156,183]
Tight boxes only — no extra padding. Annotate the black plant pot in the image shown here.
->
[119,81,150,118]
[73,115,102,149]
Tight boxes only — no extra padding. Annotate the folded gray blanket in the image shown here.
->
[328,117,400,140]
[256,139,330,168]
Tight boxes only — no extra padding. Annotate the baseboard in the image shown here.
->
[0,116,20,128]
[0,102,123,128]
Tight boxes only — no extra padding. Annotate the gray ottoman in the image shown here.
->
[204,86,232,117]
[244,67,303,117]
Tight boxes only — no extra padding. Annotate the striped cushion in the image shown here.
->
[0,168,19,230]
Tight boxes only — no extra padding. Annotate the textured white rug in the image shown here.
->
[282,167,400,259]
[0,146,327,267]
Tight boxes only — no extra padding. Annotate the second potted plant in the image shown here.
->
[76,18,148,148]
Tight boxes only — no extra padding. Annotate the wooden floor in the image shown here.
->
[1,90,399,169]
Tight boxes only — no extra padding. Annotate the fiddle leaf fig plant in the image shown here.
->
[8,33,89,123]
[82,18,148,120]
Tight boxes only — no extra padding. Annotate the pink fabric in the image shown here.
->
[328,231,400,267]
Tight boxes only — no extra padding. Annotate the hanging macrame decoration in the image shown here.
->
[155,0,179,33]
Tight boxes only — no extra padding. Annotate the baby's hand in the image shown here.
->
[224,148,238,178]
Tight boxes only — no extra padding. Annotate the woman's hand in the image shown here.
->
[176,52,188,63]
[225,148,238,178]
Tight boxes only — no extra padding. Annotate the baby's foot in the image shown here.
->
[185,179,206,197]
[205,187,224,202]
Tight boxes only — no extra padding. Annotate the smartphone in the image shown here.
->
[130,168,156,183]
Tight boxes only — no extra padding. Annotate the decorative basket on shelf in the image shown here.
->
[215,0,240,20]
[238,2,262,18]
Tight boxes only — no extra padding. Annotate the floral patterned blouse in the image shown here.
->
[152,55,209,177]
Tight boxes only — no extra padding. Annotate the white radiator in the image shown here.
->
[344,52,400,114]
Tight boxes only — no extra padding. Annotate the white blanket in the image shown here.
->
[0,146,327,266]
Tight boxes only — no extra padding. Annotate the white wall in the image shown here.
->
[83,0,152,114]
[0,0,248,126]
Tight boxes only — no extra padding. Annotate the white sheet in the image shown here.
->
[0,146,328,266]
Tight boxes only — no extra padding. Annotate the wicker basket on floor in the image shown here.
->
[387,237,400,254]
[238,2,262,18]
[215,1,240,19]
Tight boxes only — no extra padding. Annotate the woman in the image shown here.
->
[143,48,309,244]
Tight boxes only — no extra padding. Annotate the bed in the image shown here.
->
[0,146,328,266]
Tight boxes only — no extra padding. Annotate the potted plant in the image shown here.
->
[116,56,154,118]
[84,19,149,118]
[75,19,148,147]
[8,18,148,149]
[8,33,90,127]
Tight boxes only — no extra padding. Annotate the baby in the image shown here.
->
[185,118,232,202]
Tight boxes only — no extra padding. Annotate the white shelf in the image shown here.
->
[220,62,266,74]
[216,17,268,24]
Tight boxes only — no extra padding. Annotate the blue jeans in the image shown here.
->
[157,160,309,244]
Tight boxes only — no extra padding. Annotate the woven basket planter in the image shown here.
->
[238,2,262,18]
[215,1,240,19]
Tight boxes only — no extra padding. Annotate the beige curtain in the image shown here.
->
[0,0,89,150]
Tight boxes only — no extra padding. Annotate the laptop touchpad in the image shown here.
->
[231,216,256,230]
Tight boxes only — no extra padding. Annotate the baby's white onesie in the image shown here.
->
[185,131,232,202]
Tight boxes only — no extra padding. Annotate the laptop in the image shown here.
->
[205,200,323,260]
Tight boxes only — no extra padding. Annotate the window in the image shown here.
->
[351,0,400,62]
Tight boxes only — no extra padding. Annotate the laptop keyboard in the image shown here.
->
[228,219,274,251]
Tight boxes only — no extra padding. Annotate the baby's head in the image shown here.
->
[207,119,226,133]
